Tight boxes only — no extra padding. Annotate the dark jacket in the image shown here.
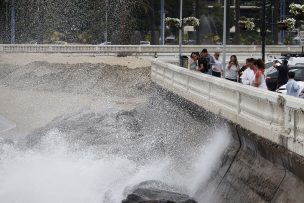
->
[276,64,288,88]
[198,54,215,73]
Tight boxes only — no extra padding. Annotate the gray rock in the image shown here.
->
[122,188,197,203]
[122,180,197,203]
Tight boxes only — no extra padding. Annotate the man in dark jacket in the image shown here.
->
[198,48,215,74]
[275,59,289,89]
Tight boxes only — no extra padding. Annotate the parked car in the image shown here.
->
[100,42,111,45]
[183,39,196,45]
[265,61,277,75]
[276,81,304,96]
[287,57,304,66]
[266,66,304,91]
[29,40,38,45]
[140,41,150,45]
[52,41,68,45]
[165,36,175,45]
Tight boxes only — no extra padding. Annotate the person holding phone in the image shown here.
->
[211,52,223,77]
[225,55,240,82]
[189,52,199,71]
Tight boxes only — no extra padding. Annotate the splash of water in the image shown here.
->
[0,124,231,203]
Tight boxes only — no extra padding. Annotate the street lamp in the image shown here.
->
[179,0,183,67]
[222,0,227,76]
[10,0,16,44]
[261,0,266,62]
[271,5,274,44]
[160,0,165,45]
[279,0,286,44]
[105,0,108,43]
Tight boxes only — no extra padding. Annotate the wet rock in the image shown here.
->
[122,188,197,203]
[122,180,197,203]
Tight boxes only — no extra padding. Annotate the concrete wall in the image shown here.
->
[151,60,304,157]
[0,44,301,57]
[153,76,304,202]
[162,90,304,202]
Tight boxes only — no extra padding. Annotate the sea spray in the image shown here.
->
[0,125,231,203]
[0,61,232,202]
[186,126,232,197]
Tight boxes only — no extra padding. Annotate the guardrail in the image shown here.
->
[0,44,302,56]
[151,59,304,157]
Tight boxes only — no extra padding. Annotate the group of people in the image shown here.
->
[273,59,303,98]
[189,49,225,78]
[239,57,267,89]
[188,49,265,88]
[188,49,303,98]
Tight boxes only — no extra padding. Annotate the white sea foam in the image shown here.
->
[0,126,231,203]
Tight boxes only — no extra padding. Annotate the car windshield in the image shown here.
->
[290,68,304,78]
[265,62,273,69]
[266,70,278,78]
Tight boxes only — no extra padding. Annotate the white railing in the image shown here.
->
[0,44,302,56]
[151,60,304,157]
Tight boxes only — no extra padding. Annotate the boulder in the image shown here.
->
[122,180,197,203]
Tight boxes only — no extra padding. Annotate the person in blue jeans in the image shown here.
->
[286,71,300,97]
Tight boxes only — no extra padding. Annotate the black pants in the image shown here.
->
[225,78,237,82]
[212,71,221,77]
[276,82,287,90]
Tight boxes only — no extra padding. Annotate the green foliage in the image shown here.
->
[78,32,92,44]
[5,0,303,44]
[240,31,260,45]
[144,35,151,42]
[50,31,63,42]
[206,33,220,44]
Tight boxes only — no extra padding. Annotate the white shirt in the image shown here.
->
[286,79,300,97]
[225,64,239,80]
[212,58,223,73]
[241,68,255,85]
[257,74,268,90]
[253,70,267,90]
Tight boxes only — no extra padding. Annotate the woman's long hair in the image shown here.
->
[230,55,239,66]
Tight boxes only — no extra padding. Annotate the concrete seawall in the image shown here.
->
[161,88,304,202]
[219,125,304,202]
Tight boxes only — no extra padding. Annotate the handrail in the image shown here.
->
[151,59,304,157]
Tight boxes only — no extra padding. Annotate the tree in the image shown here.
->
[8,0,298,45]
